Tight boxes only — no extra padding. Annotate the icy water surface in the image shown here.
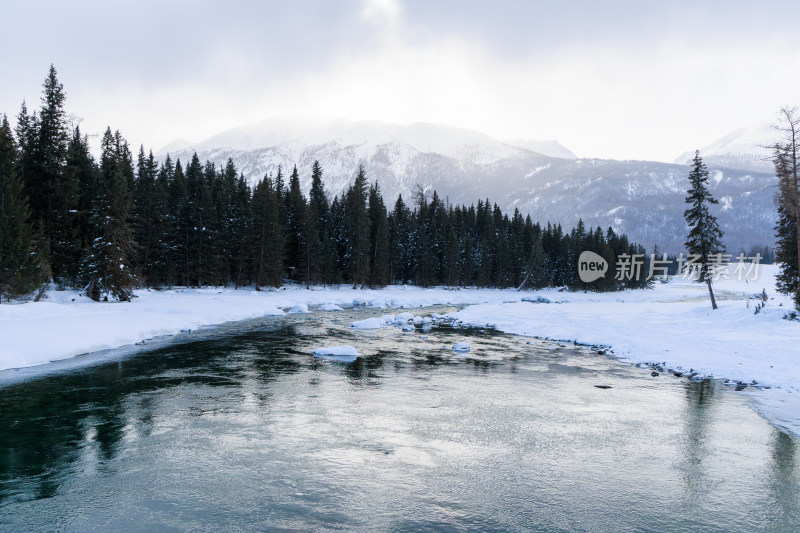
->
[0,306,798,532]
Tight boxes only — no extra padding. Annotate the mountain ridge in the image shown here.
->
[674,123,776,173]
[160,118,777,254]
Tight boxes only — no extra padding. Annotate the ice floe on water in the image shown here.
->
[350,312,453,330]
[312,345,360,363]
[452,342,471,353]
[318,303,344,311]
[286,303,310,314]
[350,317,388,329]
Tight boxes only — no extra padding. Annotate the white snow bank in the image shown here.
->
[313,345,360,363]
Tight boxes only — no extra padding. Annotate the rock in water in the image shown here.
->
[452,342,471,353]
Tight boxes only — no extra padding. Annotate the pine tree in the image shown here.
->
[217,159,240,285]
[167,159,190,286]
[773,108,800,310]
[308,160,335,285]
[684,151,724,309]
[62,126,97,285]
[230,172,252,288]
[0,115,49,301]
[414,187,434,286]
[252,174,284,288]
[81,128,137,301]
[132,147,162,285]
[184,154,212,285]
[367,182,390,287]
[155,155,176,285]
[284,165,307,282]
[21,66,75,281]
[346,165,370,288]
[389,194,414,284]
[204,161,227,285]
[330,195,348,284]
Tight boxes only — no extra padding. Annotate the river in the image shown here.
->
[1,307,798,531]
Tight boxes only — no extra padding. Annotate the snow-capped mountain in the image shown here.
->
[504,138,577,159]
[161,118,778,253]
[675,123,776,173]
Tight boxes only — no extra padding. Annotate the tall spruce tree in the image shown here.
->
[20,66,75,281]
[367,182,390,287]
[81,128,137,301]
[252,174,284,288]
[63,126,97,285]
[346,165,370,288]
[330,195,348,284]
[389,194,414,284]
[184,154,212,285]
[154,155,176,285]
[0,115,49,301]
[684,151,724,309]
[166,159,190,286]
[132,147,162,284]
[284,165,307,282]
[772,108,800,310]
[308,160,335,285]
[230,171,252,288]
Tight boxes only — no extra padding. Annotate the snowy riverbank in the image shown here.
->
[1,266,798,434]
[0,284,522,372]
[447,266,800,437]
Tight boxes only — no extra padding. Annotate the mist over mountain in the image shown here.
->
[675,123,776,174]
[504,138,577,160]
[161,118,778,253]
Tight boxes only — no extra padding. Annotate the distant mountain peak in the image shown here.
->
[160,117,576,162]
[504,138,577,160]
[158,138,196,154]
[674,123,777,172]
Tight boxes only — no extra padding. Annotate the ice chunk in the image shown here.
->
[394,312,415,322]
[313,345,360,363]
[318,303,344,311]
[350,317,387,329]
[286,303,310,314]
[452,342,471,353]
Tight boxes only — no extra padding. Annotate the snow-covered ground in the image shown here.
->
[0,265,798,435]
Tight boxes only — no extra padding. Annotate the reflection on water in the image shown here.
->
[0,307,798,532]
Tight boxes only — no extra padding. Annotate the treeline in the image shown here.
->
[0,67,649,301]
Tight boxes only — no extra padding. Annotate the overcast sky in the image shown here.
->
[2,0,799,161]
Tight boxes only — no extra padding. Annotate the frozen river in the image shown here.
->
[1,307,798,531]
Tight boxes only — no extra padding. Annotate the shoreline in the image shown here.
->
[2,266,798,436]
